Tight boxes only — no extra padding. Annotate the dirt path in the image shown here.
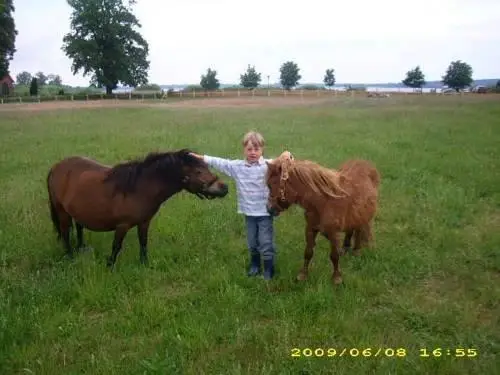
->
[0,96,334,113]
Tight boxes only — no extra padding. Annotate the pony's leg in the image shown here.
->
[352,229,363,256]
[106,225,130,268]
[75,222,91,251]
[76,223,83,248]
[137,220,151,265]
[366,220,375,248]
[58,212,74,259]
[327,230,343,285]
[297,223,318,281]
[342,230,354,255]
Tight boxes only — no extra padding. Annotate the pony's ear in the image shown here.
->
[177,149,190,157]
[178,149,200,164]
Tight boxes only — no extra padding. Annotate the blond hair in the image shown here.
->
[242,131,265,147]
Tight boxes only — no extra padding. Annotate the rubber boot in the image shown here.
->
[263,259,275,280]
[247,252,261,276]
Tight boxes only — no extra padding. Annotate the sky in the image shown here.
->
[9,0,500,87]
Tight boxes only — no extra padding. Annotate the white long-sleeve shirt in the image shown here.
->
[203,155,273,216]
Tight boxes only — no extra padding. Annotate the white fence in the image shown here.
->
[0,88,485,104]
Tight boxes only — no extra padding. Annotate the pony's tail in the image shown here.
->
[47,169,62,240]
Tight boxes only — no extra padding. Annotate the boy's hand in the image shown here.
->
[280,150,294,160]
[189,152,204,160]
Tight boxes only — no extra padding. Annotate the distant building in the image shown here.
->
[0,74,14,96]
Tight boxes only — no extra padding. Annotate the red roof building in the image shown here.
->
[0,74,14,96]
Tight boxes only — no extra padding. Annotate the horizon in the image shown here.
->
[60,77,499,90]
[9,0,500,87]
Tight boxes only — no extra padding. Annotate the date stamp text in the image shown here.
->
[290,347,478,358]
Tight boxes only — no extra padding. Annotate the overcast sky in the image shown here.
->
[9,0,500,86]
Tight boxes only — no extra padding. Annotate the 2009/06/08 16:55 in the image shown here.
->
[290,347,478,358]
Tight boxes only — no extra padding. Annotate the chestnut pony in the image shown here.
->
[47,149,229,267]
[266,157,380,285]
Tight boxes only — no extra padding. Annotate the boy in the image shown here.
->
[189,131,292,280]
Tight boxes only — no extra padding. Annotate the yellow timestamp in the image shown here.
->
[419,348,478,358]
[290,347,479,359]
[291,347,408,358]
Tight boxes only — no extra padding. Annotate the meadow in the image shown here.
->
[0,95,499,374]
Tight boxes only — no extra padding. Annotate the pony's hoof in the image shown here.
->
[297,272,308,281]
[332,275,343,285]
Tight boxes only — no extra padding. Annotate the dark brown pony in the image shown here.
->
[266,157,380,285]
[47,149,229,267]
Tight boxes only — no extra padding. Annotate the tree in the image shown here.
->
[16,71,32,85]
[402,66,426,90]
[0,0,17,77]
[48,74,63,85]
[279,61,301,90]
[323,68,335,88]
[35,71,47,86]
[62,0,150,95]
[442,60,473,92]
[200,68,220,90]
[240,64,261,89]
[29,77,38,96]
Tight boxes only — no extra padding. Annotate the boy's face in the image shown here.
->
[244,142,263,163]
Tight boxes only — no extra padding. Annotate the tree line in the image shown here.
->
[15,71,63,87]
[196,60,476,92]
[402,62,476,92]
[0,0,491,95]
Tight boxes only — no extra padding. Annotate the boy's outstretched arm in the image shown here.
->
[189,152,235,178]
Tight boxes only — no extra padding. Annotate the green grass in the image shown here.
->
[1,96,499,374]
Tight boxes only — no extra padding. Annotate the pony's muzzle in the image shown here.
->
[266,203,280,217]
[203,180,229,198]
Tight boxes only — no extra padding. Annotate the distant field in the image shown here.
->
[0,95,499,374]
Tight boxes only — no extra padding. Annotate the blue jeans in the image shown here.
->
[245,216,275,261]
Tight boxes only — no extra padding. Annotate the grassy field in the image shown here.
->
[0,95,499,374]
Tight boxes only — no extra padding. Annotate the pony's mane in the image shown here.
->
[104,148,200,194]
[286,159,349,199]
